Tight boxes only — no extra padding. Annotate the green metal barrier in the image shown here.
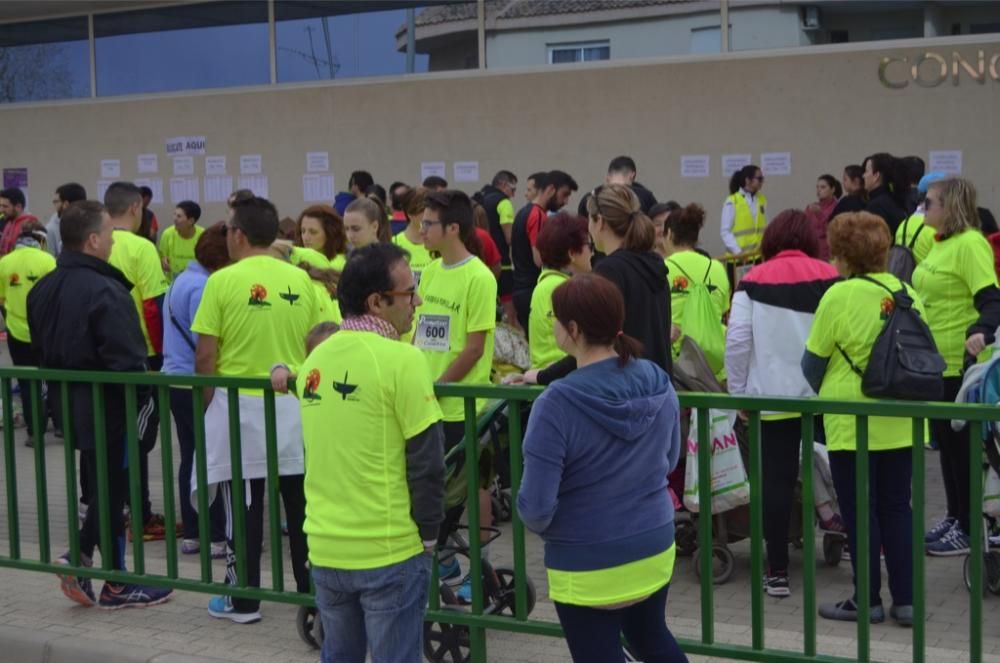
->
[0,367,993,663]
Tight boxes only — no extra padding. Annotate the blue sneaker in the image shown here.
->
[207,595,261,624]
[926,527,971,557]
[98,582,172,609]
[456,575,473,604]
[55,552,95,607]
[438,558,461,585]
[924,517,957,544]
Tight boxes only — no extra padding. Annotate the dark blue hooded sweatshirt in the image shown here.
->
[518,356,681,572]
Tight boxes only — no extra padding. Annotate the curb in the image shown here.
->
[0,625,230,663]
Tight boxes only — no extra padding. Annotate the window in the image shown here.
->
[547,42,610,65]
[690,26,722,54]
[0,17,89,103]
[94,2,270,97]
[276,1,475,82]
[971,23,1000,35]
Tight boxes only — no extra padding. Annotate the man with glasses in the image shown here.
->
[721,164,767,255]
[192,196,326,624]
[294,242,445,663]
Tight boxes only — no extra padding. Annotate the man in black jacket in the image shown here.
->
[578,156,658,216]
[27,200,172,609]
[476,170,518,327]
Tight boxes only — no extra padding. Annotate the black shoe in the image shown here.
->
[819,598,885,623]
[764,572,791,597]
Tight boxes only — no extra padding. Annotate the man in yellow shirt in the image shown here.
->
[159,200,205,280]
[295,242,444,662]
[104,182,171,540]
[414,189,497,598]
[193,196,324,624]
[0,220,56,445]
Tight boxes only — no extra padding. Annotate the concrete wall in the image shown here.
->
[0,34,997,257]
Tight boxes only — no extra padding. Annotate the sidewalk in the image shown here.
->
[0,418,993,663]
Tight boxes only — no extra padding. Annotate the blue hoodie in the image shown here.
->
[334,192,356,217]
[518,356,681,573]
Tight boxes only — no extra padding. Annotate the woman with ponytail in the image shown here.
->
[512,184,670,385]
[344,195,391,250]
[519,273,686,663]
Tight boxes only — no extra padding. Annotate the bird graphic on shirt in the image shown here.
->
[332,371,358,400]
[280,286,300,305]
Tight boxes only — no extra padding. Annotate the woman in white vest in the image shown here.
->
[720,165,767,255]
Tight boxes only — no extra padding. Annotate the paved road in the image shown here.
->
[0,410,993,663]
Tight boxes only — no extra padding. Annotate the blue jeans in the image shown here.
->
[313,552,432,663]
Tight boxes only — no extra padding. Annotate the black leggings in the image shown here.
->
[554,583,687,663]
[761,418,802,574]
[219,476,309,613]
[932,377,970,534]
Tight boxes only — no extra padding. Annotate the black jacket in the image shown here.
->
[830,193,865,220]
[865,186,907,235]
[27,251,148,450]
[538,249,671,384]
[577,182,659,216]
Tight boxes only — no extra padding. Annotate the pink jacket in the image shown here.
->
[804,198,838,260]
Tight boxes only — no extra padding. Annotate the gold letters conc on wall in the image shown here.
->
[879,50,1000,88]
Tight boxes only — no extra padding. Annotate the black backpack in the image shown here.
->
[886,219,926,284]
[837,275,945,401]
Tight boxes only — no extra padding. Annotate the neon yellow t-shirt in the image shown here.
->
[290,246,331,270]
[912,229,997,377]
[0,246,56,342]
[413,256,497,422]
[299,330,442,569]
[109,229,170,356]
[159,225,204,280]
[806,274,927,452]
[498,198,514,226]
[894,213,935,265]
[528,269,569,369]
[393,232,434,282]
[191,255,324,387]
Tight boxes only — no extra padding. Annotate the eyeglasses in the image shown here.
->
[752,176,765,183]
[420,219,443,230]
[381,289,417,303]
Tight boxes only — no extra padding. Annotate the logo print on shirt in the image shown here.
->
[332,371,359,401]
[880,296,895,320]
[248,284,271,307]
[302,369,322,401]
[26,273,38,283]
[8,273,20,287]
[671,275,689,293]
[279,286,301,306]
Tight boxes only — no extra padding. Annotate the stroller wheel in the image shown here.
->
[694,543,735,585]
[675,519,697,557]
[296,605,324,650]
[823,533,845,567]
[424,609,471,663]
[491,566,537,617]
[963,552,1000,596]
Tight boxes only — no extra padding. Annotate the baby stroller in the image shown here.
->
[955,354,1000,594]
[672,338,845,584]
[423,399,537,663]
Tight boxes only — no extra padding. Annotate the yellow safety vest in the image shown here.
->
[728,191,767,253]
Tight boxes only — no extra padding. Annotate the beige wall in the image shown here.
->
[1,33,998,257]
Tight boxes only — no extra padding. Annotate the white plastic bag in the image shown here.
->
[683,409,750,513]
[985,467,1000,518]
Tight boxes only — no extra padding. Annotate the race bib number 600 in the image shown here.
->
[415,314,451,352]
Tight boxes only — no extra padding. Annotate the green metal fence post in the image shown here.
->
[91,383,113,571]
[465,397,487,663]
[855,416,871,663]
[508,402,528,621]
[969,422,983,663]
[29,380,50,564]
[911,418,925,663]
[192,387,213,582]
[263,389,284,593]
[799,415,816,657]
[158,385,178,579]
[748,411,765,651]
[696,407,714,645]
[2,378,19,560]
[124,385,145,574]
[60,381,79,568]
